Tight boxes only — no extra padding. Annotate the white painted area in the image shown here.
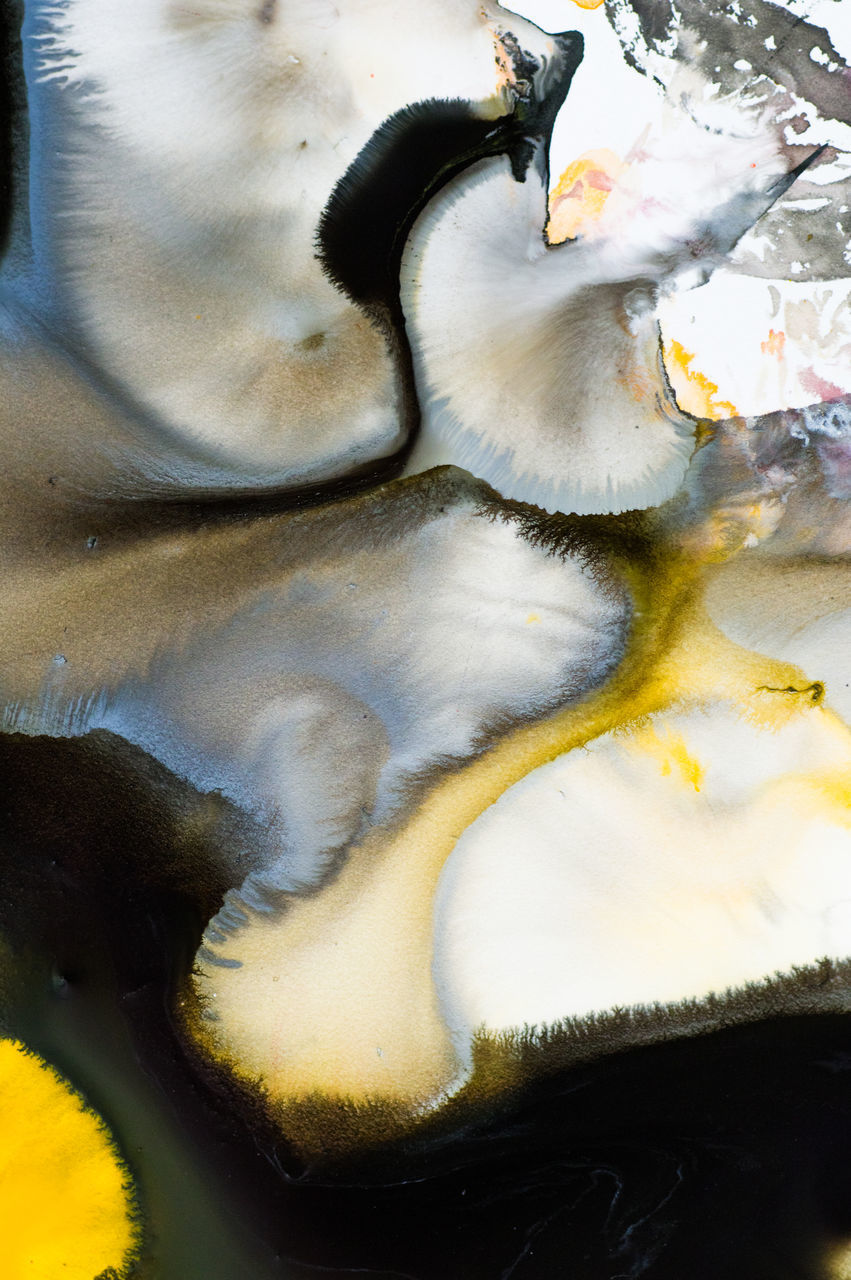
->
[659,273,851,414]
[434,702,851,1038]
[505,1,664,178]
[39,0,545,169]
[773,1,851,58]
[501,0,851,420]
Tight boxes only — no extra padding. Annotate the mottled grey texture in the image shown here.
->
[605,0,851,279]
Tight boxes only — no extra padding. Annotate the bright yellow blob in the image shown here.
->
[664,338,738,420]
[0,1039,140,1280]
[547,149,625,243]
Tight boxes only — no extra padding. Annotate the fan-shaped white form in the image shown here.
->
[401,102,800,515]
[434,698,851,1041]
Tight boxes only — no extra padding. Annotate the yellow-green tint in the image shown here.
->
[628,723,705,791]
[828,1240,851,1279]
[0,1039,140,1280]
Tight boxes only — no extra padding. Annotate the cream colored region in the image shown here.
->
[436,700,851,1035]
[192,576,833,1109]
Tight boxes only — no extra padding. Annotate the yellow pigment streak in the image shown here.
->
[664,339,738,421]
[547,149,625,244]
[628,724,705,791]
[190,553,824,1130]
[0,1039,140,1279]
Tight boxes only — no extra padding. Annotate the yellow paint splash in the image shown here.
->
[664,339,738,420]
[547,149,625,244]
[0,1039,140,1280]
[628,724,705,791]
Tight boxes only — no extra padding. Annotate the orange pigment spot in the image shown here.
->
[622,363,659,406]
[760,328,786,358]
[663,339,738,420]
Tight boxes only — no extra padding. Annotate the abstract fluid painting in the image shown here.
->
[1,0,851,1275]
